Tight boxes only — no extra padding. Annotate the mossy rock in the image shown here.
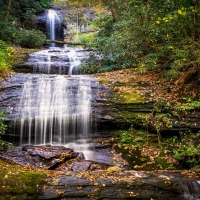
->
[154,157,173,170]
[0,160,47,200]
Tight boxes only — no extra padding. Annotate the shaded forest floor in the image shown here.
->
[95,67,200,105]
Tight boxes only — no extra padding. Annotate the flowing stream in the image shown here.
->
[180,181,200,200]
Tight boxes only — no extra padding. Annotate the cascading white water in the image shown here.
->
[68,50,81,75]
[180,181,200,200]
[46,9,61,47]
[26,47,82,75]
[15,75,93,145]
[14,9,93,147]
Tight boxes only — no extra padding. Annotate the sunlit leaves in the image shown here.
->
[0,40,14,73]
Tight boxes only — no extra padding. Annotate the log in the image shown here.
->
[47,40,86,46]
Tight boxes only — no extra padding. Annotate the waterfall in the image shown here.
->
[46,9,61,47]
[180,181,200,200]
[67,50,81,75]
[15,75,92,145]
[13,9,94,147]
[26,47,81,75]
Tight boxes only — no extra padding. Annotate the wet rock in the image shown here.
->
[94,143,112,148]
[71,161,91,171]
[39,170,199,200]
[37,9,64,41]
[60,160,110,171]
[0,145,79,170]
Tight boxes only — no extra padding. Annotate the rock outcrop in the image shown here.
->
[1,145,200,200]
[39,170,200,200]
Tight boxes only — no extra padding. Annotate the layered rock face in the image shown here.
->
[37,9,64,41]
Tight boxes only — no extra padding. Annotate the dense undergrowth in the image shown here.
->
[80,1,200,80]
[76,0,200,168]
[0,40,14,74]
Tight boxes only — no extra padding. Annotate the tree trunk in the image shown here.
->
[102,0,119,22]
[6,0,12,22]
[47,40,86,46]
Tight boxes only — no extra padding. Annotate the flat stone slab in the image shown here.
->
[0,145,118,171]
[39,170,200,200]
[0,145,79,169]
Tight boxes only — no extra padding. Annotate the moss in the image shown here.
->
[154,157,172,169]
[116,145,150,169]
[0,160,47,199]
[113,91,145,104]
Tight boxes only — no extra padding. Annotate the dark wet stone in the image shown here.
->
[94,143,112,148]
[0,145,79,170]
[38,170,200,200]
[77,152,85,159]
[70,160,109,171]
[37,9,64,41]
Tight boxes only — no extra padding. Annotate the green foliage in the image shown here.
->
[80,54,117,74]
[116,129,146,147]
[0,22,19,43]
[0,0,51,22]
[117,130,133,145]
[0,40,14,73]
[162,131,200,168]
[176,100,200,112]
[0,0,49,47]
[15,29,46,48]
[162,136,179,150]
[0,111,12,150]
[143,98,173,133]
[74,32,95,47]
[0,22,46,48]
[0,111,8,135]
[80,54,101,74]
[91,0,200,79]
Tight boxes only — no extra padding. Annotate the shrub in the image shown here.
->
[0,111,12,149]
[0,22,19,44]
[0,22,46,48]
[0,40,14,73]
[74,32,95,48]
[15,29,46,48]
[91,1,200,79]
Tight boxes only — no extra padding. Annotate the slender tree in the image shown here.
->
[5,0,12,21]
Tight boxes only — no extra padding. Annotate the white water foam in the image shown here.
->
[27,47,81,74]
[14,75,93,145]
[46,9,61,47]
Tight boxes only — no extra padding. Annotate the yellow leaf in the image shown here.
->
[177,9,182,15]
[107,166,123,172]
[77,186,83,190]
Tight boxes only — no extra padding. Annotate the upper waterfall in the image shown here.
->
[46,9,61,47]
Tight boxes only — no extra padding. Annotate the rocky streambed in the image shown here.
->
[1,144,200,200]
